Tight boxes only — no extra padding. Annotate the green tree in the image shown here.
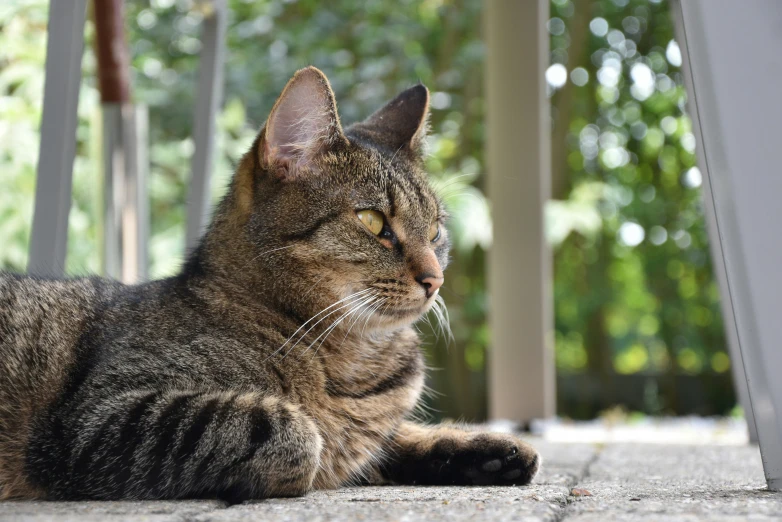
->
[549,0,731,416]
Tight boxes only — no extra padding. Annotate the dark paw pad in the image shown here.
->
[428,434,540,486]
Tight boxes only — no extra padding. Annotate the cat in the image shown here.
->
[0,67,539,502]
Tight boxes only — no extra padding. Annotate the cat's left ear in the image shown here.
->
[352,84,430,157]
[260,66,347,177]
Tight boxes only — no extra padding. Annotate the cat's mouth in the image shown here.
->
[345,281,441,329]
[380,306,424,318]
[375,293,438,321]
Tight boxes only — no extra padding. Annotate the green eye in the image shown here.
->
[357,210,384,235]
[429,222,441,242]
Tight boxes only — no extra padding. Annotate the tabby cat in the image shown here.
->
[0,67,539,502]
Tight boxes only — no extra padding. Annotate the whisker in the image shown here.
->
[432,172,474,190]
[434,295,454,347]
[305,294,377,358]
[300,275,326,301]
[421,309,437,341]
[266,288,373,362]
[359,298,388,340]
[280,293,374,361]
[335,295,380,351]
[242,244,296,270]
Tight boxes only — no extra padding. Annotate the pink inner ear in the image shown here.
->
[265,74,337,170]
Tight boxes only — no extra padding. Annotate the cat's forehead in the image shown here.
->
[350,145,440,222]
[384,165,439,221]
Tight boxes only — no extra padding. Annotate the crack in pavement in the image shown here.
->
[552,443,604,522]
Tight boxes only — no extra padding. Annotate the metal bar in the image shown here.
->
[670,2,758,444]
[101,104,148,283]
[185,0,227,252]
[101,104,123,280]
[28,0,88,276]
[93,0,148,284]
[485,0,555,422]
[133,104,150,282]
[672,0,782,490]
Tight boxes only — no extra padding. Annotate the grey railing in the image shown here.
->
[28,0,226,282]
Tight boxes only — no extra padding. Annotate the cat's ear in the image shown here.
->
[260,66,347,176]
[353,84,430,156]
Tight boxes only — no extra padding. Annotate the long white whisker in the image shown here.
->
[420,307,437,341]
[265,288,373,361]
[304,294,377,358]
[360,298,388,339]
[300,275,326,301]
[309,307,368,361]
[432,299,445,342]
[242,244,297,269]
[432,173,474,193]
[433,295,454,347]
[335,295,380,351]
[280,294,373,361]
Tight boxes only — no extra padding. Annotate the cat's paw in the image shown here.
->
[425,432,540,486]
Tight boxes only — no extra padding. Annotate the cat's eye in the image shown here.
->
[357,210,385,236]
[429,223,441,242]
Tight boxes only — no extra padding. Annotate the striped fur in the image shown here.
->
[0,67,538,501]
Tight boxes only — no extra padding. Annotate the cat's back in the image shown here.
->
[0,272,121,499]
[0,272,120,350]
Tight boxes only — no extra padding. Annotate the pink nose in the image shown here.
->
[416,273,444,298]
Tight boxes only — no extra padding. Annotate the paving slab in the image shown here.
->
[564,443,782,521]
[6,435,779,521]
[199,486,567,522]
[197,438,597,522]
[0,500,227,522]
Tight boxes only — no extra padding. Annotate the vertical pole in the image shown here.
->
[93,0,130,104]
[185,0,227,252]
[672,0,782,490]
[670,2,758,444]
[28,0,88,277]
[133,105,150,282]
[94,0,147,283]
[486,0,555,422]
[100,105,148,283]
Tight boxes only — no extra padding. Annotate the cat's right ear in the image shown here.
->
[258,66,348,179]
[350,84,430,158]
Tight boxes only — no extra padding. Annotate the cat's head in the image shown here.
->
[215,67,449,332]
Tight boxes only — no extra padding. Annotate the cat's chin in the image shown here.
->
[371,297,437,330]
[370,313,422,332]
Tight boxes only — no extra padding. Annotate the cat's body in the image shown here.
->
[1,265,422,500]
[0,68,539,501]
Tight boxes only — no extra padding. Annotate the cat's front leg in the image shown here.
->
[378,421,540,486]
[31,391,322,502]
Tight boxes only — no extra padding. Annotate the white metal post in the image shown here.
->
[485,0,555,422]
[185,0,227,252]
[672,0,782,490]
[101,104,149,283]
[28,0,88,277]
[670,6,758,444]
[93,0,149,284]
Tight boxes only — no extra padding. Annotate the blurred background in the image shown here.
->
[0,0,735,422]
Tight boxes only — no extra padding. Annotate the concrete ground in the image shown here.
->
[3,419,779,522]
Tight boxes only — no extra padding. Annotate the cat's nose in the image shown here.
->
[412,249,443,298]
[415,273,444,298]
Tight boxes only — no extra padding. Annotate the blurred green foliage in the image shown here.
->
[0,0,731,420]
[547,0,730,416]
